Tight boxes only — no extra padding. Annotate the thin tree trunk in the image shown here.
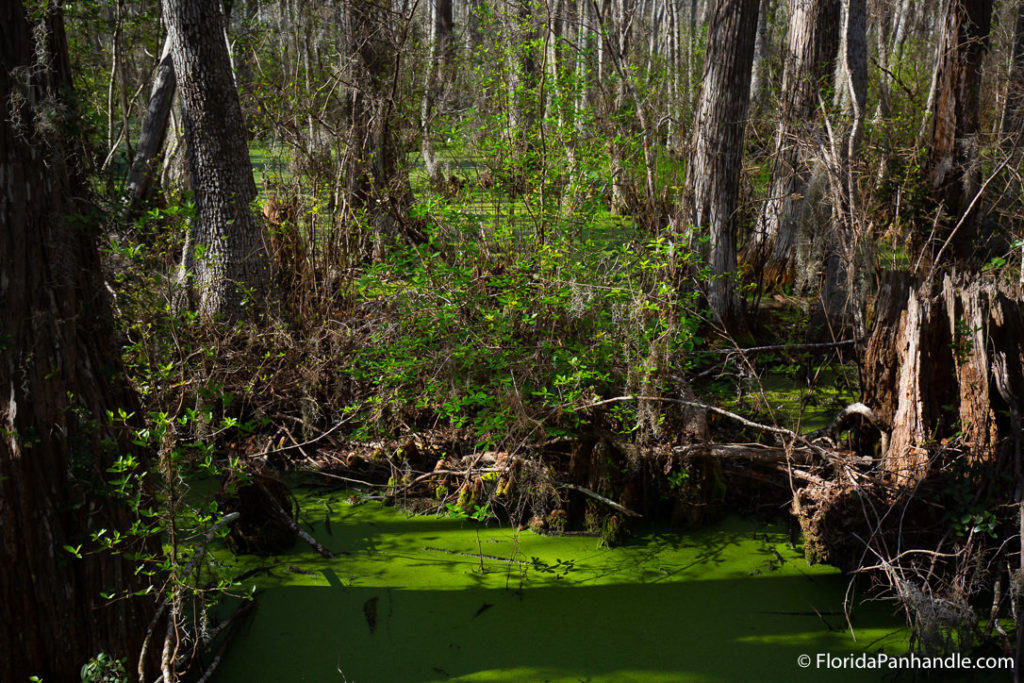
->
[124,35,176,213]
[814,0,867,340]
[1000,1,1024,143]
[685,0,760,332]
[421,0,453,185]
[749,0,769,113]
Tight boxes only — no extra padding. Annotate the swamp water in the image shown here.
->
[210,487,909,683]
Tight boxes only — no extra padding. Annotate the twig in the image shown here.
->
[256,410,362,459]
[704,339,857,354]
[925,155,1011,280]
[577,394,823,453]
[195,602,256,683]
[313,470,390,488]
[423,546,534,566]
[386,467,506,496]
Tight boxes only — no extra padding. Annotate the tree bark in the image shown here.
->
[750,0,840,286]
[124,34,176,214]
[685,0,760,332]
[811,0,867,339]
[1,5,156,680]
[164,0,271,321]
[925,0,994,258]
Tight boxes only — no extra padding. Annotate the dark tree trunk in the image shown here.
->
[164,0,271,320]
[0,5,156,680]
[343,0,422,257]
[507,0,541,155]
[685,0,760,332]
[925,0,994,258]
[124,35,176,214]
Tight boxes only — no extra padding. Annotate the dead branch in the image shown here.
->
[556,482,642,518]
[262,488,334,558]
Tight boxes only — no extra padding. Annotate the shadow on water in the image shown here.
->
[210,496,911,682]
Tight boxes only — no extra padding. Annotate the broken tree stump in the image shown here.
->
[860,271,1024,485]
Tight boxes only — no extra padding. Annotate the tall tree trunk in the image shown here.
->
[124,35,176,214]
[748,0,770,114]
[813,0,867,339]
[1001,1,1024,142]
[507,0,540,156]
[751,0,840,286]
[925,0,993,260]
[343,0,422,257]
[1,4,157,680]
[421,0,454,184]
[164,0,271,320]
[685,0,760,332]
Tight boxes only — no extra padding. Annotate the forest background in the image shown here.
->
[4,0,1024,680]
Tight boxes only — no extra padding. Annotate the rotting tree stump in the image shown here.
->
[794,270,1024,567]
[860,271,1024,486]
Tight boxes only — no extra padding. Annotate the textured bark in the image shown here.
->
[0,5,156,680]
[748,0,771,113]
[124,35,176,213]
[164,0,271,320]
[861,272,1024,486]
[925,0,993,255]
[685,0,760,332]
[750,0,840,286]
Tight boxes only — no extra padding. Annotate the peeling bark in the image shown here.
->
[861,272,1024,486]
[925,0,994,257]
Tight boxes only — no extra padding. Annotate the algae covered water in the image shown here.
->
[210,487,908,682]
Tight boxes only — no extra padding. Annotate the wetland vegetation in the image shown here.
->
[4,1,1024,681]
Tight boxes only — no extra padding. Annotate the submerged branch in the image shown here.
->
[556,482,643,518]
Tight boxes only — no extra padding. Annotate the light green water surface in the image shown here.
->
[210,489,909,683]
